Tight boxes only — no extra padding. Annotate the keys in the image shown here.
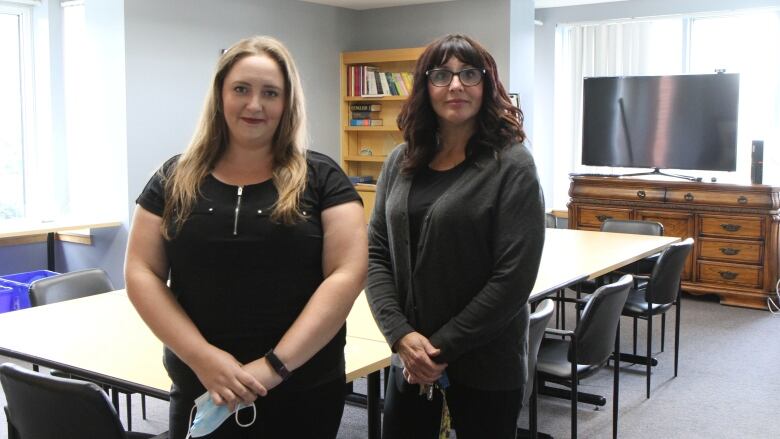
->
[418,383,434,400]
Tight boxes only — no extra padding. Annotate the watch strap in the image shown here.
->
[265,349,291,381]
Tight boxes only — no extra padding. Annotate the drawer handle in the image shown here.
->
[637,190,646,199]
[718,271,738,280]
[720,223,741,232]
[737,196,748,204]
[684,192,694,202]
[596,215,612,222]
[720,247,740,256]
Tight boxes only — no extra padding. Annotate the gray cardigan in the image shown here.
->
[366,143,545,390]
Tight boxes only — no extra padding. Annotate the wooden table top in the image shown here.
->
[0,291,390,398]
[0,229,676,396]
[0,219,121,239]
[348,228,680,343]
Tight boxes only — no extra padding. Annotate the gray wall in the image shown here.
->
[533,0,780,208]
[350,0,511,75]
[350,0,536,137]
[125,0,355,215]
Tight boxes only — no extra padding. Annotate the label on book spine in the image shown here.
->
[349,104,382,112]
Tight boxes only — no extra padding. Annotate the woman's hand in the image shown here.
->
[189,345,267,411]
[394,332,447,384]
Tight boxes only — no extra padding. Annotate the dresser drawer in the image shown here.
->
[698,238,763,264]
[698,215,763,239]
[697,261,762,288]
[571,184,665,203]
[576,207,632,228]
[666,189,775,209]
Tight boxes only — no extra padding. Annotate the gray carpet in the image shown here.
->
[0,293,778,438]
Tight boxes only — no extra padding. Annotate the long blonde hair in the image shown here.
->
[162,36,308,239]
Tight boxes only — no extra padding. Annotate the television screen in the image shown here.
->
[581,74,739,171]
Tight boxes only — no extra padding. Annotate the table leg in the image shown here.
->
[367,371,381,439]
[47,232,55,271]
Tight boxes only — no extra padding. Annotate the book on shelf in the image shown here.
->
[348,175,374,184]
[347,64,413,97]
[349,103,381,112]
[349,119,383,126]
[401,72,413,94]
[351,110,380,119]
[393,73,409,96]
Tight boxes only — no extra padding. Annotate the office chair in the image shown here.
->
[536,275,633,439]
[29,268,147,429]
[519,299,555,439]
[0,363,166,439]
[576,219,664,335]
[601,219,664,278]
[617,238,694,398]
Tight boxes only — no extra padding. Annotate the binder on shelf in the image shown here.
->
[349,119,384,126]
[351,111,379,119]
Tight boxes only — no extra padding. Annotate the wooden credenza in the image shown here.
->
[568,176,780,309]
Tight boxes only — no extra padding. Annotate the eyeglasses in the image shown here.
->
[425,68,486,87]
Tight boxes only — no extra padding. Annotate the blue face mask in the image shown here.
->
[185,391,256,438]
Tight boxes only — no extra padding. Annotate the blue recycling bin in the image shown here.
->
[0,270,60,312]
[0,286,13,314]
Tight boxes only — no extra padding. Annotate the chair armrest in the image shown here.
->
[550,296,590,306]
[544,328,574,338]
[150,432,169,439]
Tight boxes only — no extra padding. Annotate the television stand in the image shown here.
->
[621,168,703,182]
[569,176,780,310]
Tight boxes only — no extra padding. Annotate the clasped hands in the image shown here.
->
[395,331,447,385]
[190,345,285,412]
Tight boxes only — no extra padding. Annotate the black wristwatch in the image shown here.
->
[265,349,291,381]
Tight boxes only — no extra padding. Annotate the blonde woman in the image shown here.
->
[125,36,366,438]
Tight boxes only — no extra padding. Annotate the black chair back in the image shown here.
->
[645,238,694,304]
[0,363,129,439]
[571,275,633,365]
[29,268,114,306]
[524,299,555,404]
[601,219,663,236]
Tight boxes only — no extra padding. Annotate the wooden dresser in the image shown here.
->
[568,176,780,309]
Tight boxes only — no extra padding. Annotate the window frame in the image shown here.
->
[0,1,36,221]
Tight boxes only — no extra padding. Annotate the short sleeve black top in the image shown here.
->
[136,150,361,391]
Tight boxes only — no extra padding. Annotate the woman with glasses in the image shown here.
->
[366,34,545,439]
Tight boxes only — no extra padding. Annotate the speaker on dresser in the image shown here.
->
[751,140,764,185]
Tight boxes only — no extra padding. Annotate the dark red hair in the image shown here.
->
[397,34,525,174]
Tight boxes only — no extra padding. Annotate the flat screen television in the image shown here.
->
[581,73,739,173]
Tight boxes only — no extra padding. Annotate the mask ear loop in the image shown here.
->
[184,403,197,439]
[235,403,257,428]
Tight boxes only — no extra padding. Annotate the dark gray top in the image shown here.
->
[366,143,545,390]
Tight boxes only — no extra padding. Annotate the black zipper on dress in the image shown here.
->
[233,185,243,236]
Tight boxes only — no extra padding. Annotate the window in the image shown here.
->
[552,9,780,208]
[0,4,32,220]
[0,0,121,225]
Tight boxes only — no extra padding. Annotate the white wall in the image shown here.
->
[534,0,780,209]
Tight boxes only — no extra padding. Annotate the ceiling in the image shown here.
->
[298,0,627,11]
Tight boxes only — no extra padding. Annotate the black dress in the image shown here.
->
[137,150,361,438]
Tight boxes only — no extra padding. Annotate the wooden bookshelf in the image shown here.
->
[340,47,425,222]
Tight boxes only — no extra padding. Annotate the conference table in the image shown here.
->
[0,228,678,439]
[348,228,681,341]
